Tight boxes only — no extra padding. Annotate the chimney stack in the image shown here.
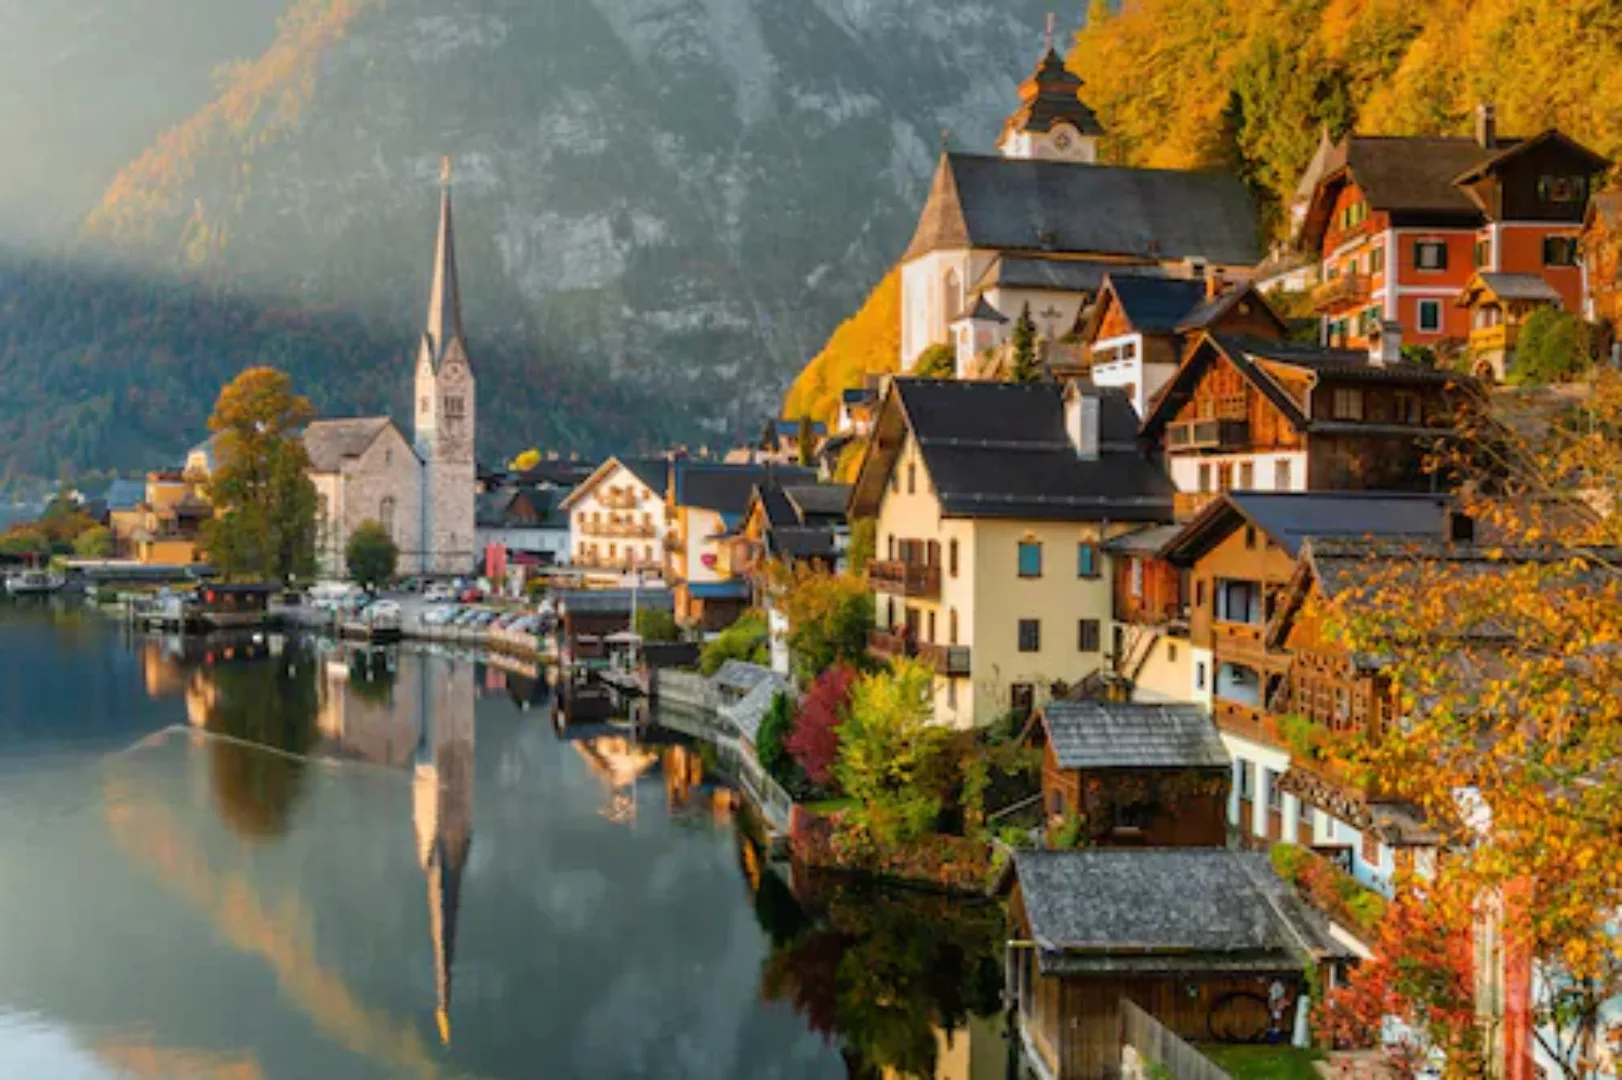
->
[1475,103,1497,150]
[1205,272,1227,301]
[1065,386,1101,461]
[1369,319,1403,367]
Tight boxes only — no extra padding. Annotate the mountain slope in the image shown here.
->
[0,0,1059,482]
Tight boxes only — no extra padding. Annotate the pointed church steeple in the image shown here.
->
[424,155,468,373]
[998,16,1103,163]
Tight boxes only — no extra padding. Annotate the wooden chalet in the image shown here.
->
[723,480,850,585]
[1036,701,1229,848]
[1001,849,1353,1080]
[1581,187,1622,338]
[1160,493,1459,890]
[1082,273,1289,418]
[1141,333,1478,519]
[1102,523,1189,701]
[1455,272,1565,382]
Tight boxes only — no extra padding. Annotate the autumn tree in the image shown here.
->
[509,448,542,472]
[1316,370,1622,1077]
[201,367,318,583]
[787,665,858,791]
[912,344,957,379]
[634,607,680,643]
[767,562,875,683]
[344,519,397,592]
[847,517,876,572]
[73,525,113,558]
[835,659,949,848]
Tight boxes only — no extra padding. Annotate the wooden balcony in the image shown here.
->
[868,559,942,600]
[580,518,657,539]
[1213,698,1284,748]
[1310,272,1369,313]
[867,630,971,676]
[1213,620,1288,673]
[1469,323,1517,354]
[598,489,643,510]
[1173,491,1219,521]
[1166,418,1250,452]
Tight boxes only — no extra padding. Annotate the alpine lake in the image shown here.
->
[0,597,1012,1080]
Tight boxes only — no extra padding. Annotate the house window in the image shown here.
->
[1237,760,1255,801]
[888,535,896,560]
[1537,175,1587,204]
[949,607,958,645]
[1474,237,1491,268]
[1018,619,1041,652]
[1017,540,1042,579]
[1168,643,1178,662]
[890,468,899,494]
[1332,388,1364,420]
[1078,618,1101,653]
[1217,463,1234,491]
[948,538,959,578]
[1543,236,1579,267]
[1369,245,1385,275]
[1195,579,1206,607]
[379,497,396,540]
[1244,525,1257,550]
[1395,391,1422,425]
[1414,241,1447,271]
[444,396,465,418]
[1239,462,1254,489]
[1417,300,1442,333]
[907,463,917,494]
[1198,463,1212,493]
[1266,769,1284,812]
[1076,542,1098,579]
[946,679,957,709]
[1274,459,1292,490]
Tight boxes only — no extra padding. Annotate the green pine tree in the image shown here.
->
[1011,303,1041,383]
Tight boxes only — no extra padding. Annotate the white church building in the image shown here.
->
[897,35,1263,379]
[309,158,477,579]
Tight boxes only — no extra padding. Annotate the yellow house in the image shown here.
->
[109,465,214,566]
[849,379,1176,729]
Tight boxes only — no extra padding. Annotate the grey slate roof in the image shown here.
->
[713,659,778,697]
[952,294,1011,323]
[904,153,1261,265]
[103,479,147,512]
[675,462,817,518]
[771,527,840,560]
[1165,492,1451,562]
[1011,849,1350,976]
[302,417,406,473]
[783,483,850,522]
[621,457,672,498]
[973,255,1115,294]
[556,588,674,616]
[1329,136,1491,217]
[1102,523,1184,556]
[876,379,1174,523]
[1042,702,1227,770]
[1106,275,1209,334]
[1472,272,1564,304]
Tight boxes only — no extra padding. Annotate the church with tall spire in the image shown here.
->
[303,156,478,578]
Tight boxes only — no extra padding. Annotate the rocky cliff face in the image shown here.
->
[60,0,1054,461]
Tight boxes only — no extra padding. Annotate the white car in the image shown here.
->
[424,584,455,603]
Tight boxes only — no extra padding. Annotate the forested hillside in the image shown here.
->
[782,0,1622,421]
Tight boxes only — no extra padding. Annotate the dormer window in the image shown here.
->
[1537,175,1587,204]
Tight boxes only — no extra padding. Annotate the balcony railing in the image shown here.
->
[1469,323,1517,354]
[1166,418,1250,452]
[579,518,658,539]
[598,489,644,510]
[1213,619,1286,672]
[868,630,972,676]
[868,560,942,599]
[572,552,664,572]
[1310,272,1369,313]
[1212,698,1283,748]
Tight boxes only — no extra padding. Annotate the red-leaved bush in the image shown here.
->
[786,665,857,789]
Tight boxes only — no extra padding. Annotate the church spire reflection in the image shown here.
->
[411,652,474,1045]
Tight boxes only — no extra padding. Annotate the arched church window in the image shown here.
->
[944,269,962,318]
[380,497,396,540]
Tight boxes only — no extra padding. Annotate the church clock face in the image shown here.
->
[1053,129,1073,151]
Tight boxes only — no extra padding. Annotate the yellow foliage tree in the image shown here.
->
[781,269,900,425]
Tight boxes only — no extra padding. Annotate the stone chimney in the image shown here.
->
[1475,103,1497,150]
[1065,387,1101,461]
[1369,319,1403,366]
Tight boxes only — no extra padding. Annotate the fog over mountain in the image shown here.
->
[0,0,1056,482]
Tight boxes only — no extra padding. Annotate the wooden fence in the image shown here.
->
[1119,1000,1233,1080]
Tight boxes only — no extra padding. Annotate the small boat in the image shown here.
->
[4,570,65,596]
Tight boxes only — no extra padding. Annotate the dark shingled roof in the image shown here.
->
[1106,275,1209,334]
[972,255,1115,294]
[1001,47,1104,140]
[621,457,672,498]
[783,483,850,522]
[302,418,411,473]
[863,380,1174,522]
[1011,850,1350,976]
[771,527,840,560]
[1331,136,1491,216]
[1042,701,1228,770]
[556,588,674,616]
[1453,129,1610,186]
[1467,272,1564,304]
[1163,492,1451,563]
[952,294,1012,324]
[676,463,816,518]
[104,479,147,512]
[904,153,1261,265]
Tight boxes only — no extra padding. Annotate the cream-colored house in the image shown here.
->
[559,456,671,582]
[849,379,1176,729]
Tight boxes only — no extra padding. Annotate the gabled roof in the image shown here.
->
[302,417,413,473]
[1452,129,1610,186]
[1175,281,1289,337]
[1298,136,1492,249]
[1041,701,1228,770]
[783,483,850,523]
[559,455,671,510]
[1096,274,1209,336]
[103,479,147,512]
[1457,272,1563,307]
[555,588,674,616]
[674,462,816,519]
[850,379,1174,523]
[952,295,1010,324]
[1000,47,1103,142]
[904,152,1261,265]
[1160,491,1451,564]
[1006,850,1350,975]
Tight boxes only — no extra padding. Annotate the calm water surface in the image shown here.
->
[0,600,1008,1079]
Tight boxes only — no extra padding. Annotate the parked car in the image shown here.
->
[458,587,485,604]
[424,584,455,603]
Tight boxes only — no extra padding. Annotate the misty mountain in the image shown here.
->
[0,0,1056,481]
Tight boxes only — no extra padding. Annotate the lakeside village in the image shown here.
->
[6,38,1622,1080]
